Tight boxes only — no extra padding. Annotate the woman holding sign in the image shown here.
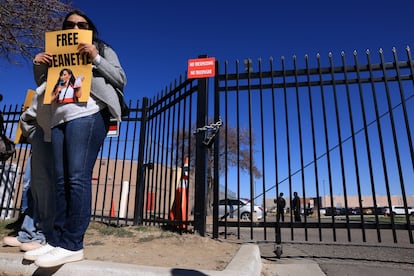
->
[26,10,127,267]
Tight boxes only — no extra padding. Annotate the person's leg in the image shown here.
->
[30,127,55,241]
[5,157,32,230]
[4,153,43,249]
[20,156,31,214]
[295,211,301,222]
[17,214,42,243]
[51,111,109,251]
[3,208,38,246]
[23,127,58,260]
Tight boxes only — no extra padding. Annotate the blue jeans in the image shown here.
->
[17,156,41,243]
[50,111,109,251]
[20,156,31,214]
[18,128,54,243]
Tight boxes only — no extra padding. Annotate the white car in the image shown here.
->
[218,198,264,220]
[385,205,414,216]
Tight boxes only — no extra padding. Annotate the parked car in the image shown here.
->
[318,208,326,215]
[301,207,314,216]
[385,205,414,216]
[372,206,387,215]
[218,198,264,220]
[325,207,341,216]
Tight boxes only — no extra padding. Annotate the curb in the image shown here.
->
[0,244,262,276]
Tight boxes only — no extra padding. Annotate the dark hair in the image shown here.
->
[62,10,107,54]
[58,68,76,85]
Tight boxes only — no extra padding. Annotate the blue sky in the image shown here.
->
[1,0,413,106]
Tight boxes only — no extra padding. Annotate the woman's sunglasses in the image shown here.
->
[63,21,89,30]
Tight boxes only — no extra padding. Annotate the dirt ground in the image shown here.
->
[0,220,242,271]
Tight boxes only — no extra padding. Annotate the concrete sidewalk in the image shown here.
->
[0,243,326,276]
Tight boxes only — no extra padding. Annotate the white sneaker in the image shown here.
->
[23,244,55,261]
[35,247,84,268]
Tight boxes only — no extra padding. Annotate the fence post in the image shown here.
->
[194,55,209,236]
[134,97,148,225]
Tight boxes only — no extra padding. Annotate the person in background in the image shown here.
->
[2,155,45,251]
[292,191,301,222]
[20,157,31,219]
[5,156,30,231]
[3,83,55,252]
[274,192,286,222]
[24,9,127,268]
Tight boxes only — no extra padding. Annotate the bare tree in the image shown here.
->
[171,120,262,214]
[0,0,73,64]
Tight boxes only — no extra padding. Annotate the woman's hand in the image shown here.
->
[78,43,98,59]
[33,52,53,65]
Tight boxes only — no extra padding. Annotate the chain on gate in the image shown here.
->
[193,118,223,147]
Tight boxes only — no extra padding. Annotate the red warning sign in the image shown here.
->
[187,57,215,79]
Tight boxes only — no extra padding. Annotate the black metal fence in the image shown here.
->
[1,47,413,246]
[213,47,414,245]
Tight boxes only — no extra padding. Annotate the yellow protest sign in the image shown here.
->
[43,29,93,104]
[14,89,35,144]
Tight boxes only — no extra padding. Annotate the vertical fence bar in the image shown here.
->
[154,93,164,225]
[124,100,140,223]
[179,78,187,232]
[293,55,308,240]
[305,54,323,241]
[187,78,194,231]
[353,51,369,242]
[247,58,255,239]
[134,97,148,225]
[223,61,230,226]
[166,85,178,225]
[329,52,352,241]
[156,95,166,222]
[212,60,221,239]
[145,97,156,224]
[235,60,241,238]
[281,56,294,239]
[270,57,282,244]
[194,69,209,236]
[318,53,337,241]
[257,58,268,240]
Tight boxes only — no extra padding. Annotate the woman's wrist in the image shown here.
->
[93,54,101,65]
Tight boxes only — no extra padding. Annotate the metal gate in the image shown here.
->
[212,47,414,245]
